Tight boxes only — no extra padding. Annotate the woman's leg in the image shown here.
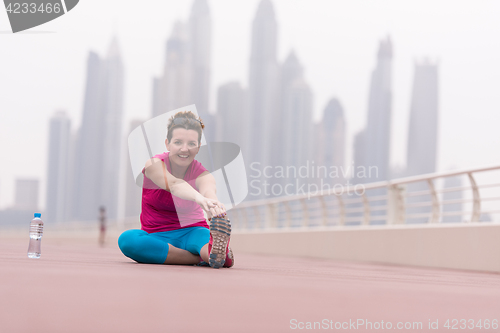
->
[119,229,205,265]
[200,244,209,262]
[118,229,170,264]
[182,227,210,262]
[118,228,223,266]
[163,244,201,265]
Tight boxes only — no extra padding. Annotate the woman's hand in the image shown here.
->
[207,200,227,221]
[195,194,227,220]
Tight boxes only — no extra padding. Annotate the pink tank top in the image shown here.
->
[140,152,209,233]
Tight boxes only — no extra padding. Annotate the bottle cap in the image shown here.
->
[34,213,41,218]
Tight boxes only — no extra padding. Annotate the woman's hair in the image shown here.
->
[166,111,205,144]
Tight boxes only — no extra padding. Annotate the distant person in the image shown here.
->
[99,206,106,247]
[118,111,233,268]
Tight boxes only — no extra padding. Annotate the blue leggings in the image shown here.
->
[118,227,210,264]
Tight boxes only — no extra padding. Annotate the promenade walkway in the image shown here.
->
[1,236,499,333]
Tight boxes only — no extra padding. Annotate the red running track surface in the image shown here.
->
[1,237,500,333]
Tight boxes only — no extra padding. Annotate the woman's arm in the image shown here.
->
[196,171,217,200]
[196,171,227,218]
[144,158,206,207]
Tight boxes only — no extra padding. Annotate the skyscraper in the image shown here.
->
[274,50,303,166]
[189,0,215,143]
[286,78,313,172]
[72,51,104,221]
[73,37,124,221]
[101,37,125,220]
[45,111,71,223]
[406,59,439,176]
[316,98,346,185]
[364,37,393,183]
[247,0,279,171]
[353,130,367,184]
[152,22,192,119]
[404,59,438,223]
[279,51,313,191]
[215,81,247,146]
[189,0,211,115]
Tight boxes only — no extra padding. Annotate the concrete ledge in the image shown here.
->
[231,223,500,272]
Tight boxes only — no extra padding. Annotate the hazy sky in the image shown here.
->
[1,0,500,210]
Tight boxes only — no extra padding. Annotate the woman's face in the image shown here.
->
[165,128,200,168]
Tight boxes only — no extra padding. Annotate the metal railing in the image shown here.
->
[230,165,500,230]
[5,166,499,234]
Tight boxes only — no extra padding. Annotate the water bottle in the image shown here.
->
[27,213,44,259]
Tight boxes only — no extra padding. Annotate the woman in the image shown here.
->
[118,111,234,268]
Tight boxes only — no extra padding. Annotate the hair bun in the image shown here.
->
[168,111,205,130]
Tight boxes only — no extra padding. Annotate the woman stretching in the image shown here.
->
[118,111,233,268]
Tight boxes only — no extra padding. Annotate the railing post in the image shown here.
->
[266,203,277,228]
[318,196,328,226]
[337,194,345,226]
[468,172,481,222]
[239,209,245,230]
[253,206,261,229]
[427,179,440,223]
[284,201,292,228]
[242,208,249,230]
[300,199,309,227]
[231,209,238,230]
[234,209,243,230]
[387,184,405,224]
[362,192,370,225]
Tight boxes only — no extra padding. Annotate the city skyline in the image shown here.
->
[1,0,500,210]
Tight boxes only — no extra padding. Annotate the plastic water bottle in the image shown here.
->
[27,213,44,259]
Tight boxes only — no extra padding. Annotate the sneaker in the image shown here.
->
[195,260,210,267]
[223,246,234,268]
[208,217,231,269]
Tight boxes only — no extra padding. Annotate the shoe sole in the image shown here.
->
[224,246,234,268]
[209,217,231,269]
